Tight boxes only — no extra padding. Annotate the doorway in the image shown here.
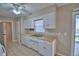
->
[0,22,12,55]
[74,15,79,56]
[71,10,79,56]
[3,22,12,48]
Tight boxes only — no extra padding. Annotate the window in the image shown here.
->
[34,19,45,32]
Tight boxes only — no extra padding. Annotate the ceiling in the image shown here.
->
[0,3,68,18]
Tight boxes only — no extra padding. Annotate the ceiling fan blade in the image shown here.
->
[19,5,32,15]
[0,3,16,12]
[21,9,32,15]
[0,3,32,15]
[0,3,14,8]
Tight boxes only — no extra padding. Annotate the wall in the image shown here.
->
[13,17,21,42]
[27,5,56,19]
[14,17,25,43]
[56,4,79,55]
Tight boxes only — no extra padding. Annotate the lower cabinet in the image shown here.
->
[21,37,56,56]
[21,37,39,51]
[21,37,31,47]
[29,39,39,50]
[38,40,52,56]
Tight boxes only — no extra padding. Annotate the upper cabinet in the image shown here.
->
[24,18,34,28]
[24,12,56,29]
[43,12,56,29]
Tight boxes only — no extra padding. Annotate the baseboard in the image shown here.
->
[56,53,66,56]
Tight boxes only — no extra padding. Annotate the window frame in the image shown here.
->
[34,18,45,32]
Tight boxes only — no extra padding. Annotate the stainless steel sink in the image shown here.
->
[31,34,43,37]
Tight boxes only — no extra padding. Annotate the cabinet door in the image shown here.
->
[27,20,32,28]
[21,37,39,51]
[30,19,34,28]
[21,37,30,47]
[28,39,34,48]
[38,41,52,56]
[44,12,56,29]
[24,19,34,28]
[24,20,28,28]
[30,39,39,50]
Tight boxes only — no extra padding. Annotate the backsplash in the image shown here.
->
[24,28,57,36]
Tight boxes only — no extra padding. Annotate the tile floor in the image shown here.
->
[7,42,41,56]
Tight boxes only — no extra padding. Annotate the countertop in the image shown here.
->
[22,33,57,43]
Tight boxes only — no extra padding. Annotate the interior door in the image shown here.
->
[3,22,12,48]
[0,22,4,45]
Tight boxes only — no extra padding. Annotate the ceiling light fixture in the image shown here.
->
[13,9,21,15]
[11,3,32,15]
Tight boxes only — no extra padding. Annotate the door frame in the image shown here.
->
[15,20,21,43]
[71,8,79,56]
[0,20,14,44]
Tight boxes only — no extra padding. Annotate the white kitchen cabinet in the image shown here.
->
[24,20,28,28]
[43,12,56,29]
[38,40,52,56]
[21,37,39,50]
[30,39,39,50]
[21,37,31,47]
[21,36,56,56]
[24,19,34,28]
[24,12,56,29]
[26,38,34,48]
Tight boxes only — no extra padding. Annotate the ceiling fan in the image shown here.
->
[0,3,32,15]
